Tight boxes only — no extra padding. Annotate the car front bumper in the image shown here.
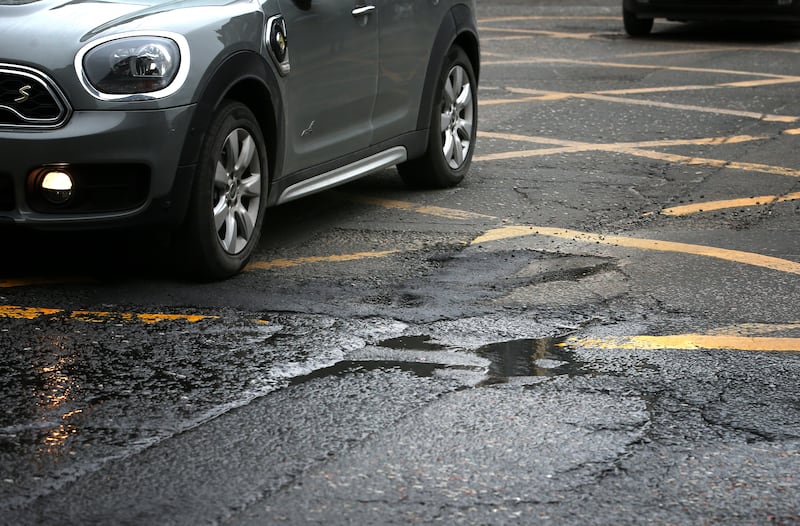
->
[0,105,197,229]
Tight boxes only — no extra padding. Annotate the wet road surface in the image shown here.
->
[2,1,800,524]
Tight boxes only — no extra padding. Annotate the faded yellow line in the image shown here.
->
[479,130,765,149]
[347,195,497,220]
[482,57,800,82]
[70,311,216,324]
[662,192,800,216]
[706,322,800,337]
[505,87,798,122]
[785,128,800,135]
[480,16,618,23]
[0,305,215,324]
[0,306,62,319]
[476,131,800,178]
[618,46,800,58]
[0,277,88,288]
[623,148,800,178]
[245,251,402,271]
[471,225,800,276]
[478,27,600,41]
[567,334,800,352]
[482,36,538,42]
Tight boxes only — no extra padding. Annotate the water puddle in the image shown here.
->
[474,337,589,379]
[289,335,590,387]
[378,335,449,352]
[289,359,442,386]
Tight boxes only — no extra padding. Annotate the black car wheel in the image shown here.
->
[398,45,478,189]
[180,100,268,280]
[623,7,654,36]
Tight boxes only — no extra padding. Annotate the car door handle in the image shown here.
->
[352,5,376,16]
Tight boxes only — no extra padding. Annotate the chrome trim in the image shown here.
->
[352,5,376,16]
[0,63,71,128]
[265,15,290,76]
[277,147,407,204]
[74,31,191,102]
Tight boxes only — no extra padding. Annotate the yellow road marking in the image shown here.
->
[479,130,765,149]
[619,46,800,58]
[476,131,800,178]
[0,305,216,324]
[567,334,800,352]
[478,27,600,40]
[245,250,402,271]
[479,16,619,23]
[0,306,62,319]
[662,192,800,216]
[496,87,798,122]
[471,225,800,276]
[706,322,800,337]
[0,277,89,288]
[481,57,800,82]
[482,36,540,42]
[347,195,497,220]
[785,128,800,135]
[625,148,800,178]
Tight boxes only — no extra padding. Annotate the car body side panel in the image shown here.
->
[370,0,447,144]
[275,0,379,176]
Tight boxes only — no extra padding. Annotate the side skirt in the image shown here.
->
[275,146,407,205]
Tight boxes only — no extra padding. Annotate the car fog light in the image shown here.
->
[40,169,74,204]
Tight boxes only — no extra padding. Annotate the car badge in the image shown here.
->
[14,85,32,103]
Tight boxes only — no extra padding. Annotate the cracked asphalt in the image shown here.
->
[2,1,800,524]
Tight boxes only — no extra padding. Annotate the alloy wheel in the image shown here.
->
[440,64,474,170]
[212,128,263,255]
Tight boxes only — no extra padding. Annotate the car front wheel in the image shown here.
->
[179,100,268,280]
[398,45,478,189]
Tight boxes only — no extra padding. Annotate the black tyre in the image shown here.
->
[623,8,654,36]
[398,45,477,189]
[179,100,268,280]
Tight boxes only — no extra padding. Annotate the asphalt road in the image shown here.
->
[2,1,799,524]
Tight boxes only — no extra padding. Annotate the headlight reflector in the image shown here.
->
[82,36,180,95]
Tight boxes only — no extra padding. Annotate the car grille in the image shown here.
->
[0,65,70,128]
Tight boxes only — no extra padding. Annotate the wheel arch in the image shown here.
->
[178,51,284,192]
[415,4,480,132]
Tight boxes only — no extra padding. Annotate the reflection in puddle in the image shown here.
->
[30,336,82,457]
[378,335,449,352]
[290,359,442,386]
[476,337,587,379]
[288,335,588,386]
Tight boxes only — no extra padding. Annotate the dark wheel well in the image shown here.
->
[179,52,283,190]
[454,31,480,84]
[225,79,278,185]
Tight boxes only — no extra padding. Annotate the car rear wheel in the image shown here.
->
[623,7,654,36]
[398,45,477,189]
[179,100,268,280]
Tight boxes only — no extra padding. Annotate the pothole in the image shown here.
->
[288,334,591,387]
[475,337,590,380]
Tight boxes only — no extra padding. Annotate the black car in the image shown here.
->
[623,0,800,36]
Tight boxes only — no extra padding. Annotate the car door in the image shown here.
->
[371,0,446,144]
[276,0,379,175]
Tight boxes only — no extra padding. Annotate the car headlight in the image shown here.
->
[76,32,189,100]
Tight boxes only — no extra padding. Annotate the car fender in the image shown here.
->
[172,51,285,218]
[415,4,480,133]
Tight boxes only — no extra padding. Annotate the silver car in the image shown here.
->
[0,0,479,279]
